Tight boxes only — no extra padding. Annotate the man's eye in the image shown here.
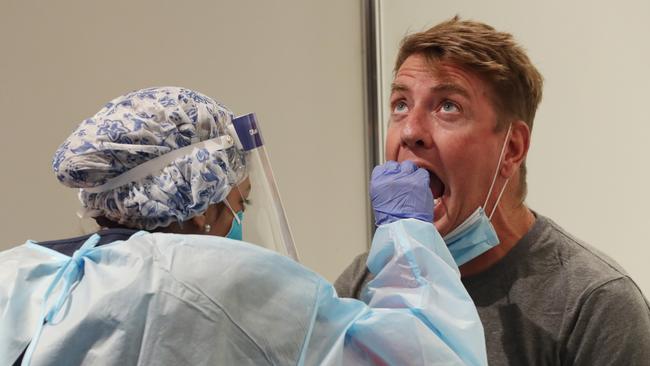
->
[393,101,408,113]
[440,101,460,113]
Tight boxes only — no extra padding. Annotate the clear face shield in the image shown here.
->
[78,113,298,261]
[227,113,299,261]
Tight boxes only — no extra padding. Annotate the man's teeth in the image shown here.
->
[434,197,441,205]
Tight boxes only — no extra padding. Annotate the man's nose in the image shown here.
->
[401,108,434,149]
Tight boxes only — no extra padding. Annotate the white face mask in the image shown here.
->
[443,124,512,266]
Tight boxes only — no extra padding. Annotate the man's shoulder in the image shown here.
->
[534,214,629,286]
[468,214,650,365]
[466,213,640,310]
[542,218,649,315]
[334,252,371,299]
[491,213,648,315]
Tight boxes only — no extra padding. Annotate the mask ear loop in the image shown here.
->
[222,198,241,224]
[233,174,249,207]
[484,124,512,220]
[235,184,245,205]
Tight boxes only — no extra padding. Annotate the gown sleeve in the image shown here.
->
[302,218,487,366]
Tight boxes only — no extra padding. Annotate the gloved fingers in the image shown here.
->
[371,161,429,193]
[371,161,398,181]
[413,167,431,185]
[398,160,418,174]
[370,166,382,182]
[370,160,434,226]
[383,161,400,173]
[372,160,421,178]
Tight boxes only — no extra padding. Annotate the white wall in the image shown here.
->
[376,0,650,295]
[0,0,369,282]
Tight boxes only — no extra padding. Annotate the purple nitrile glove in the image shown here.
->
[370,160,434,226]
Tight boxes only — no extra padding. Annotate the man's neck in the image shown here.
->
[459,202,535,277]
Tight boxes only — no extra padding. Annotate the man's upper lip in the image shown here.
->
[402,158,445,198]
[403,158,438,177]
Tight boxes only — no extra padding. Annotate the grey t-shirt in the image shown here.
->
[334,214,650,365]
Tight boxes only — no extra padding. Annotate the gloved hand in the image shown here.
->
[370,160,434,226]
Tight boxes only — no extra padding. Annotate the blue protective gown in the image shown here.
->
[0,219,486,365]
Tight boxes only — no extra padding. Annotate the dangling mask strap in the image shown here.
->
[223,199,241,224]
[483,124,512,220]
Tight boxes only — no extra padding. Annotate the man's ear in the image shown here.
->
[501,120,530,178]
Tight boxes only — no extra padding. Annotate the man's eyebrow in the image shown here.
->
[431,83,471,99]
[390,82,471,99]
[390,83,409,94]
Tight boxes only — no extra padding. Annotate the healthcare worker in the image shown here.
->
[0,87,486,365]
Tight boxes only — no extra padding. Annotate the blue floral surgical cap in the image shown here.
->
[53,86,247,230]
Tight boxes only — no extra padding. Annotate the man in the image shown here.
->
[336,17,650,365]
